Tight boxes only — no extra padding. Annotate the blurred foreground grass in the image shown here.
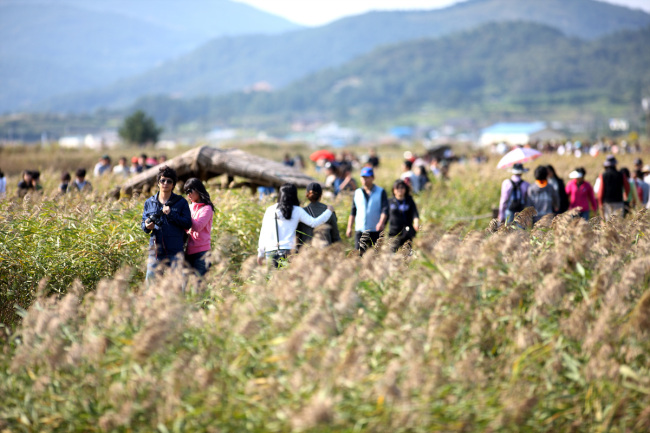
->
[1,144,649,431]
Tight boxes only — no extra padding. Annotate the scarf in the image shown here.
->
[535,180,548,188]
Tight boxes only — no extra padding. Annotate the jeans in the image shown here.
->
[579,210,590,221]
[186,250,209,276]
[146,254,182,283]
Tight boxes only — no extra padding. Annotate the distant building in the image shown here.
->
[389,126,415,140]
[60,131,119,149]
[314,123,358,147]
[479,122,564,146]
[206,128,237,143]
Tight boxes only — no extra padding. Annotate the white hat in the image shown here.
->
[569,170,584,179]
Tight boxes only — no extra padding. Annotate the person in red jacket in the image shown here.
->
[183,178,215,277]
[565,168,598,221]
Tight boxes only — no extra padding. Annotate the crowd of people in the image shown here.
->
[499,156,650,224]
[3,143,649,281]
[492,138,643,159]
[3,153,169,198]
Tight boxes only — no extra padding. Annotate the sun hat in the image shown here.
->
[360,166,374,177]
[509,163,528,175]
[642,164,650,174]
[306,182,322,194]
[569,170,584,179]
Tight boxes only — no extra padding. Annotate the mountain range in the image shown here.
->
[0,0,301,112]
[38,0,650,114]
[125,22,650,129]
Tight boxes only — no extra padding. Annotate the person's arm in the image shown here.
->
[498,180,511,222]
[376,190,389,232]
[552,189,560,212]
[188,206,213,240]
[142,200,155,233]
[346,198,357,237]
[167,199,193,230]
[257,207,273,263]
[597,175,604,210]
[411,197,420,231]
[297,206,332,228]
[587,183,598,212]
[329,213,342,243]
[622,175,630,201]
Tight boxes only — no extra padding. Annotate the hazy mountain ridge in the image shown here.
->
[0,0,301,112]
[126,22,650,127]
[41,0,650,113]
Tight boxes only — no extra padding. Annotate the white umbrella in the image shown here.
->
[497,147,542,169]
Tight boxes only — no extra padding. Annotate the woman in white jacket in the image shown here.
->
[257,183,334,267]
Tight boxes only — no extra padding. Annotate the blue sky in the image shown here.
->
[234,0,650,26]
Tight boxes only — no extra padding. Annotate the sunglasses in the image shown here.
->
[185,189,194,195]
[159,178,174,185]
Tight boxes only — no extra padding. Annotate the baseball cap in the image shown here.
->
[360,166,374,177]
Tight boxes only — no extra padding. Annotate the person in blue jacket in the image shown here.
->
[142,165,192,282]
[346,166,389,256]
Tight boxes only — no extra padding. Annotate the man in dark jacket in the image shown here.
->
[142,166,192,282]
[598,155,629,221]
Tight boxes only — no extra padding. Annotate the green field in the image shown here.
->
[1,145,649,432]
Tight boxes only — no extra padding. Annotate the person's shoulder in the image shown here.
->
[310,202,327,210]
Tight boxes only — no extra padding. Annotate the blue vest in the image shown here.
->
[354,186,384,231]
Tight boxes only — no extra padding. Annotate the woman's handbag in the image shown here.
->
[271,212,288,267]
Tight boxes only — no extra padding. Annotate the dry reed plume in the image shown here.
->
[1,208,648,432]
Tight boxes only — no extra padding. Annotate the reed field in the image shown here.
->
[1,144,649,432]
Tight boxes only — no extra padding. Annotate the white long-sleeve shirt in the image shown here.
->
[258,204,332,257]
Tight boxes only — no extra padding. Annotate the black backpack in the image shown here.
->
[507,180,525,213]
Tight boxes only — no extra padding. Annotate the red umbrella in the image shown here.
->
[310,149,336,162]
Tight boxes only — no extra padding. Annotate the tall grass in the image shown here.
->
[1,208,648,431]
[1,147,649,431]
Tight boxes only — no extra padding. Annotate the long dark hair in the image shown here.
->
[277,183,300,219]
[183,178,215,211]
[392,179,411,198]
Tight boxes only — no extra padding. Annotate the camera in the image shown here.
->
[146,210,164,226]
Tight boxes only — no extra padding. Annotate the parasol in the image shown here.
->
[310,149,336,162]
[497,147,542,169]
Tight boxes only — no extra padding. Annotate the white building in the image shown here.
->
[479,122,564,146]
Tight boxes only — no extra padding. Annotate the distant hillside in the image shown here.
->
[43,0,302,39]
[44,0,650,113]
[127,22,650,127]
[0,0,301,112]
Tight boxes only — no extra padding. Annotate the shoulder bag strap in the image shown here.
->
[275,211,280,251]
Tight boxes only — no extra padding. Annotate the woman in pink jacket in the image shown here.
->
[565,167,598,221]
[183,178,215,276]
